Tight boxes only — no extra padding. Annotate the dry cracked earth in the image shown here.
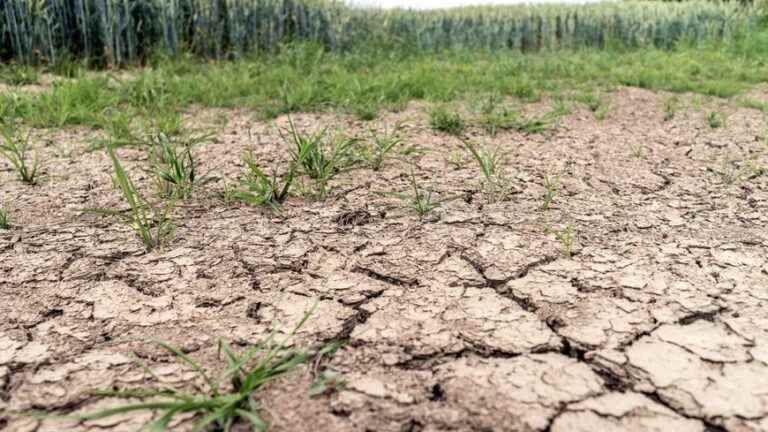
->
[1,86,768,432]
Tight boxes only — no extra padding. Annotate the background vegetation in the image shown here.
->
[0,0,759,66]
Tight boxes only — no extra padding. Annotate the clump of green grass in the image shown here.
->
[429,106,465,136]
[229,151,301,211]
[707,111,726,129]
[541,176,559,210]
[285,117,356,198]
[86,147,174,251]
[461,138,513,203]
[663,96,679,122]
[359,123,403,171]
[149,134,201,199]
[0,65,39,86]
[54,305,340,431]
[0,123,40,185]
[0,208,9,230]
[477,105,561,136]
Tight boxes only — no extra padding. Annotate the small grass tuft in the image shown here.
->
[0,65,39,86]
[541,176,559,210]
[0,123,40,185]
[149,134,202,199]
[0,208,9,230]
[229,151,301,211]
[86,147,175,251]
[707,111,726,129]
[663,96,679,122]
[429,106,465,136]
[360,123,404,171]
[51,305,340,431]
[554,225,575,258]
[285,117,356,198]
[460,138,513,203]
[393,171,440,219]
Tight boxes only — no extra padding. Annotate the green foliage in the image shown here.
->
[0,65,39,86]
[393,171,440,219]
[285,117,356,198]
[54,305,340,431]
[0,208,9,230]
[86,147,175,251]
[1,0,755,66]
[229,152,301,211]
[360,124,404,171]
[554,225,575,258]
[149,134,201,199]
[541,176,559,210]
[707,111,726,129]
[460,138,512,203]
[430,106,465,135]
[663,96,679,121]
[0,123,39,185]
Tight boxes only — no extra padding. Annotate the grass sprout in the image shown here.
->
[541,176,559,210]
[360,123,404,171]
[391,171,440,219]
[51,305,340,431]
[149,134,202,199]
[707,111,726,129]
[86,147,174,251]
[663,96,679,122]
[229,152,301,211]
[284,117,356,198]
[460,138,513,203]
[0,208,9,229]
[0,123,39,185]
[554,225,575,258]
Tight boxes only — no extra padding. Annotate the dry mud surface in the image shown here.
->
[1,87,768,431]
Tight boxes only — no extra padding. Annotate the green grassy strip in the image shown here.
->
[2,29,768,128]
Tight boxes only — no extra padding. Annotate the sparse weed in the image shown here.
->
[629,143,645,159]
[663,96,679,121]
[149,134,201,199]
[0,208,9,230]
[708,159,765,185]
[0,65,39,86]
[478,106,559,136]
[738,98,768,113]
[541,176,559,210]
[0,123,39,185]
[574,92,602,113]
[394,171,440,219]
[86,147,174,251]
[429,106,464,136]
[60,305,340,432]
[360,123,403,171]
[461,138,512,203]
[554,225,575,258]
[446,150,465,169]
[707,111,726,129]
[285,117,356,198]
[229,152,301,211]
[89,110,139,150]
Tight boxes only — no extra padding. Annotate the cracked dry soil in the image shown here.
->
[1,87,768,431]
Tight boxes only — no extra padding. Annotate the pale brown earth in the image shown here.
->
[1,87,768,432]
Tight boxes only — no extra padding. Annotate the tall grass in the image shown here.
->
[0,0,757,66]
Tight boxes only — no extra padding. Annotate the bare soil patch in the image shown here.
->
[2,87,768,431]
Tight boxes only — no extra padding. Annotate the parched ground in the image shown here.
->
[1,87,768,431]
